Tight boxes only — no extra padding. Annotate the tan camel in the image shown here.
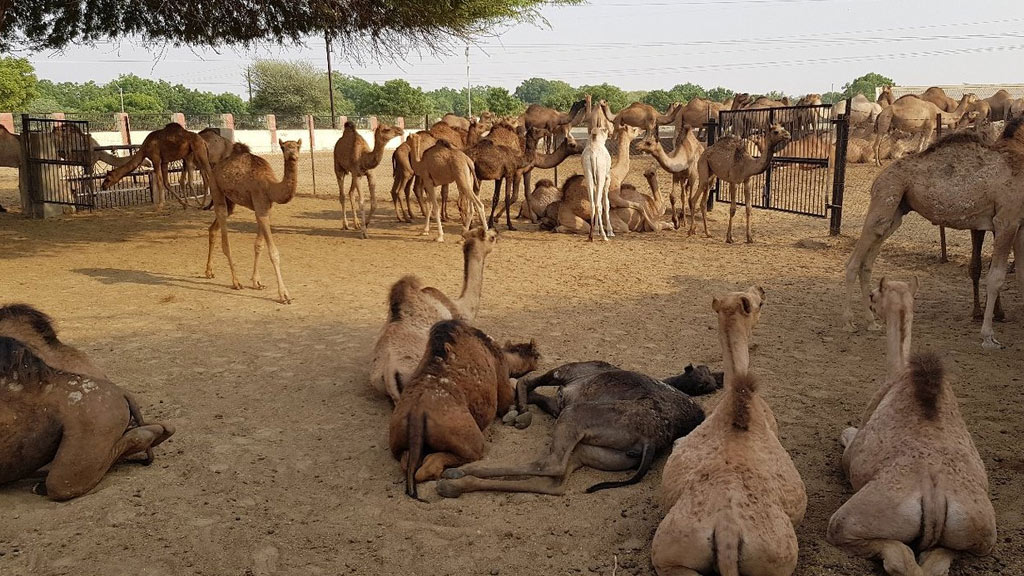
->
[653,287,806,576]
[51,124,134,169]
[828,278,996,576]
[678,98,730,132]
[0,304,174,500]
[205,140,301,304]
[846,135,916,164]
[390,319,539,498]
[520,178,560,224]
[441,113,471,131]
[1007,98,1024,121]
[794,93,825,135]
[690,123,792,242]
[182,127,234,203]
[388,134,431,223]
[407,134,486,242]
[833,94,884,129]
[0,126,22,212]
[369,227,498,403]
[844,123,1024,349]
[919,87,958,112]
[102,123,217,208]
[873,94,976,165]
[603,101,683,140]
[333,122,404,237]
[542,169,666,235]
[518,101,586,149]
[984,89,1013,120]
[636,125,704,229]
[878,86,895,107]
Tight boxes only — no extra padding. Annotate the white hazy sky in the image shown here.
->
[18,0,1024,98]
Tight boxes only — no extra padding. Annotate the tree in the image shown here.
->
[333,74,374,111]
[359,79,429,117]
[212,93,249,115]
[482,86,525,116]
[842,72,895,100]
[576,83,628,112]
[515,78,572,105]
[426,87,461,115]
[706,86,735,103]
[0,57,38,110]
[642,89,675,111]
[763,90,789,102]
[2,1,579,54]
[249,60,328,116]
[669,83,706,104]
[540,82,578,111]
[820,91,844,105]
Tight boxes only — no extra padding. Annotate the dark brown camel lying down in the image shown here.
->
[436,360,722,498]
[0,304,175,500]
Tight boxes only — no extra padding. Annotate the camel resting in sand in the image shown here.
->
[0,304,174,500]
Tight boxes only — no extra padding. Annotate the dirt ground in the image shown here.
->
[0,152,1021,576]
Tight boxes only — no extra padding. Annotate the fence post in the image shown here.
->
[114,113,130,145]
[369,116,378,131]
[306,114,317,196]
[933,112,948,261]
[828,100,851,236]
[172,112,185,127]
[705,118,718,212]
[221,113,235,130]
[338,115,347,128]
[395,116,405,131]
[267,114,277,151]
[0,113,13,133]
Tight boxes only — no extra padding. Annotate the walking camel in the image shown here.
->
[828,278,996,575]
[205,140,302,304]
[406,134,486,242]
[844,121,1024,348]
[636,125,705,229]
[690,123,792,242]
[334,121,404,237]
[0,304,174,500]
[102,123,218,208]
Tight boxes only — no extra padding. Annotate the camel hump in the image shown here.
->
[230,142,252,155]
[534,178,555,188]
[0,304,59,345]
[344,121,356,130]
[730,372,760,431]
[425,319,463,361]
[909,352,944,420]
[387,275,424,322]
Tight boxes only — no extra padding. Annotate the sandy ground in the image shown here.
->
[0,152,1021,576]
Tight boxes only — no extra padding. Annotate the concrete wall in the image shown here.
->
[90,128,405,155]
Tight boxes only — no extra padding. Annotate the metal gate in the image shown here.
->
[709,103,849,235]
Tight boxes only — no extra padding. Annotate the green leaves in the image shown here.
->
[0,57,38,111]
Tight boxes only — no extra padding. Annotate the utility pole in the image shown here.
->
[246,66,253,104]
[465,45,471,117]
[326,32,337,128]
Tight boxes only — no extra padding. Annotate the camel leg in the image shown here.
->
[348,178,362,231]
[743,181,754,243]
[421,188,434,237]
[969,230,1002,322]
[205,215,220,279]
[503,178,516,230]
[518,170,532,220]
[980,226,1017,349]
[365,171,379,229]
[255,209,291,304]
[918,548,956,576]
[669,179,680,230]
[468,184,489,232]
[487,179,501,229]
[407,176,422,221]
[441,184,451,222]
[43,422,174,501]
[726,182,738,244]
[585,161,597,242]
[827,481,926,576]
[602,175,614,238]
[337,171,350,230]
[434,189,445,243]
[251,222,265,291]
[214,203,242,290]
[390,174,407,222]
[437,441,581,497]
[843,210,905,331]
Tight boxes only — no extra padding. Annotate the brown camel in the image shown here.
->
[441,113,471,131]
[919,87,958,112]
[389,319,539,499]
[653,287,806,576]
[984,89,1013,120]
[678,98,730,134]
[369,227,498,403]
[51,123,134,169]
[102,123,218,208]
[603,101,683,140]
[466,136,536,231]
[0,304,174,500]
[406,134,486,242]
[182,127,234,203]
[518,101,586,149]
[502,137,585,222]
[832,94,884,130]
[828,278,996,576]
[873,94,976,165]
[877,85,895,107]
[205,140,301,304]
[690,123,792,242]
[844,122,1024,349]
[1007,98,1024,121]
[388,134,431,223]
[636,125,705,228]
[0,126,22,212]
[541,168,666,235]
[333,121,404,237]
[436,360,715,498]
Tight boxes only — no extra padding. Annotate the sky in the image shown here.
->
[17,0,1024,98]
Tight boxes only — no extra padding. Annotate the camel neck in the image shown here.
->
[718,320,751,386]
[273,158,298,203]
[885,307,912,380]
[456,246,486,320]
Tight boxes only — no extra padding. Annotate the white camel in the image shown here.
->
[583,127,612,242]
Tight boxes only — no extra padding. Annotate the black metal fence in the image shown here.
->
[709,103,848,234]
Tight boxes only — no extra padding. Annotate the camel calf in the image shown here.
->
[652,288,807,576]
[827,279,996,576]
[389,319,539,499]
[436,360,718,498]
[0,304,174,501]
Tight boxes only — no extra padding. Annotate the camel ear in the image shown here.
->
[749,285,765,303]
[278,138,284,147]
[910,275,920,296]
[297,138,303,148]
[712,297,721,312]
[740,297,752,315]
[878,276,887,292]
[684,364,693,373]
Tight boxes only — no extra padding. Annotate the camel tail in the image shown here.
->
[585,443,654,493]
[909,352,943,421]
[713,520,741,576]
[919,472,947,551]
[730,372,759,431]
[405,410,427,499]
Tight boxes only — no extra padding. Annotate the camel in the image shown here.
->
[602,101,683,141]
[873,94,976,165]
[51,124,134,169]
[878,86,895,107]
[518,101,586,150]
[636,125,705,228]
[205,140,301,304]
[0,304,174,500]
[582,126,613,241]
[441,113,471,131]
[436,360,719,498]
[466,139,531,230]
[0,126,22,212]
[652,287,806,576]
[984,89,1013,120]
[678,98,730,135]
[406,134,486,242]
[832,94,884,129]
[332,122,404,237]
[369,227,497,403]
[389,319,539,499]
[502,137,585,223]
[1007,98,1024,121]
[541,169,665,235]
[102,123,217,208]
[690,123,792,243]
[794,93,825,135]
[828,278,996,575]
[844,122,1024,349]
[919,87,959,112]
[846,135,916,164]
[520,178,560,224]
[182,127,234,201]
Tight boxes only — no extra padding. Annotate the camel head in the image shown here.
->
[634,138,659,154]
[376,124,405,144]
[712,286,765,338]
[462,226,498,255]
[590,126,610,145]
[869,277,918,322]
[278,139,303,161]
[732,93,751,108]
[101,170,118,190]
[766,123,791,149]
[502,339,540,378]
